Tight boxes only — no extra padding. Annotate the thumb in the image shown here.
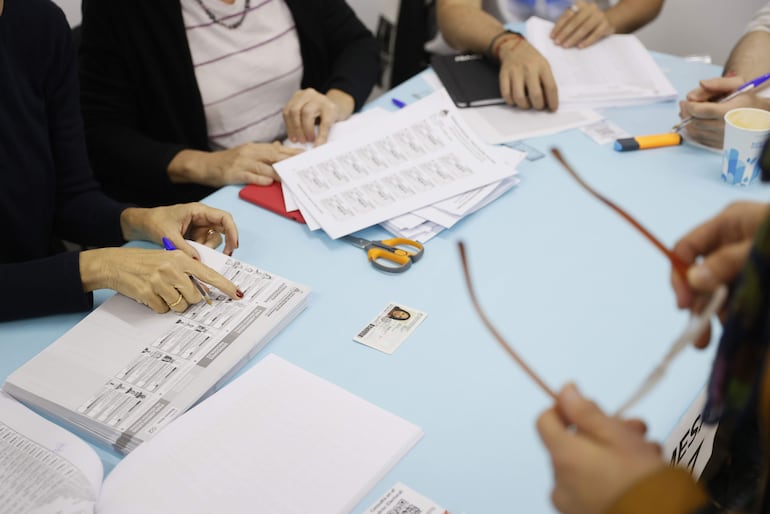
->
[557,383,616,443]
[699,76,744,94]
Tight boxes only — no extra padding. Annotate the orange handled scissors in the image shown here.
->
[341,235,424,273]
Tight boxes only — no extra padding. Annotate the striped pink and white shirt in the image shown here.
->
[181,0,303,150]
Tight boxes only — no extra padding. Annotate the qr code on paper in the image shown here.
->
[386,499,422,514]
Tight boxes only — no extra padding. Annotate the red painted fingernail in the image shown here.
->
[236,289,244,298]
[193,256,200,261]
[227,250,233,257]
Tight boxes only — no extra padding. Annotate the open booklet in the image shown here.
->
[0,354,423,514]
[4,242,310,454]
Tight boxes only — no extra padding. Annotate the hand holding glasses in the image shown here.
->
[457,148,727,415]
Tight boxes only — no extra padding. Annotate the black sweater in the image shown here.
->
[79,0,380,207]
[0,0,127,321]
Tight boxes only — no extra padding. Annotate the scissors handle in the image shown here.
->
[379,238,424,262]
[365,238,424,273]
[367,247,413,273]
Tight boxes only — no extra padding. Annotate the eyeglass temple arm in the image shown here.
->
[458,242,558,400]
[550,148,690,281]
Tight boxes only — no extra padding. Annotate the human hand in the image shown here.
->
[679,76,754,148]
[80,247,242,313]
[671,201,770,347]
[283,88,355,146]
[551,1,614,49]
[120,203,239,259]
[537,384,665,514]
[498,39,559,111]
[168,143,301,187]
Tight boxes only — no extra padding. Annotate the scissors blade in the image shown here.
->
[341,235,371,249]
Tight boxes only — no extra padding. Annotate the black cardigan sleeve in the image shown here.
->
[0,1,127,322]
[312,0,381,111]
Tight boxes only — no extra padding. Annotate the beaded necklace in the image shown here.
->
[192,0,252,29]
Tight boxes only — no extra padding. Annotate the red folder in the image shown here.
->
[238,183,306,224]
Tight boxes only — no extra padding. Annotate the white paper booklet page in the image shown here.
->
[0,355,423,514]
[4,243,310,454]
[526,17,677,109]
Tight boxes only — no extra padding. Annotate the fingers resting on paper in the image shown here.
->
[550,1,613,49]
[498,40,559,111]
[79,247,242,313]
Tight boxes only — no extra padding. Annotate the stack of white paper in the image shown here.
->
[276,90,524,242]
[4,243,310,454]
[526,17,678,110]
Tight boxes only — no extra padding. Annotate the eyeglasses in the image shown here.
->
[457,147,727,415]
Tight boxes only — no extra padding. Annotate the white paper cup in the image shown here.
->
[721,107,770,186]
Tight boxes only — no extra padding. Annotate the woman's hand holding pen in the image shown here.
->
[678,76,757,148]
[119,203,239,258]
[167,142,302,187]
[79,247,242,313]
[74,203,244,312]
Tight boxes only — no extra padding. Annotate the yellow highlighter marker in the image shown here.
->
[614,132,682,152]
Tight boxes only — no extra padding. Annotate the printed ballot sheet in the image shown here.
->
[526,17,677,109]
[0,392,102,514]
[274,89,519,239]
[4,243,310,454]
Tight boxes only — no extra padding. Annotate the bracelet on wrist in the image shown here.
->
[486,29,524,59]
[493,34,524,61]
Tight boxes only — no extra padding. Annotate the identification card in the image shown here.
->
[353,303,427,354]
[581,119,630,145]
[363,482,448,514]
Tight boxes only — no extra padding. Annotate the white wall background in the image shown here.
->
[53,0,767,67]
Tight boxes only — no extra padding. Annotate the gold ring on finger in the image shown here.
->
[168,292,184,308]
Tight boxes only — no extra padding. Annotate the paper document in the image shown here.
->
[422,67,601,144]
[0,355,422,514]
[274,89,519,239]
[0,391,102,514]
[526,17,677,109]
[4,243,310,454]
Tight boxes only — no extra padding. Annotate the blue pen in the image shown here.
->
[391,97,406,109]
[673,71,770,131]
[161,237,213,305]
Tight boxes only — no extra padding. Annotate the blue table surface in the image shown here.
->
[3,53,770,513]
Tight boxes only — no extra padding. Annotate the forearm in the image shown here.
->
[604,0,664,34]
[167,149,212,184]
[724,30,770,79]
[436,0,504,53]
